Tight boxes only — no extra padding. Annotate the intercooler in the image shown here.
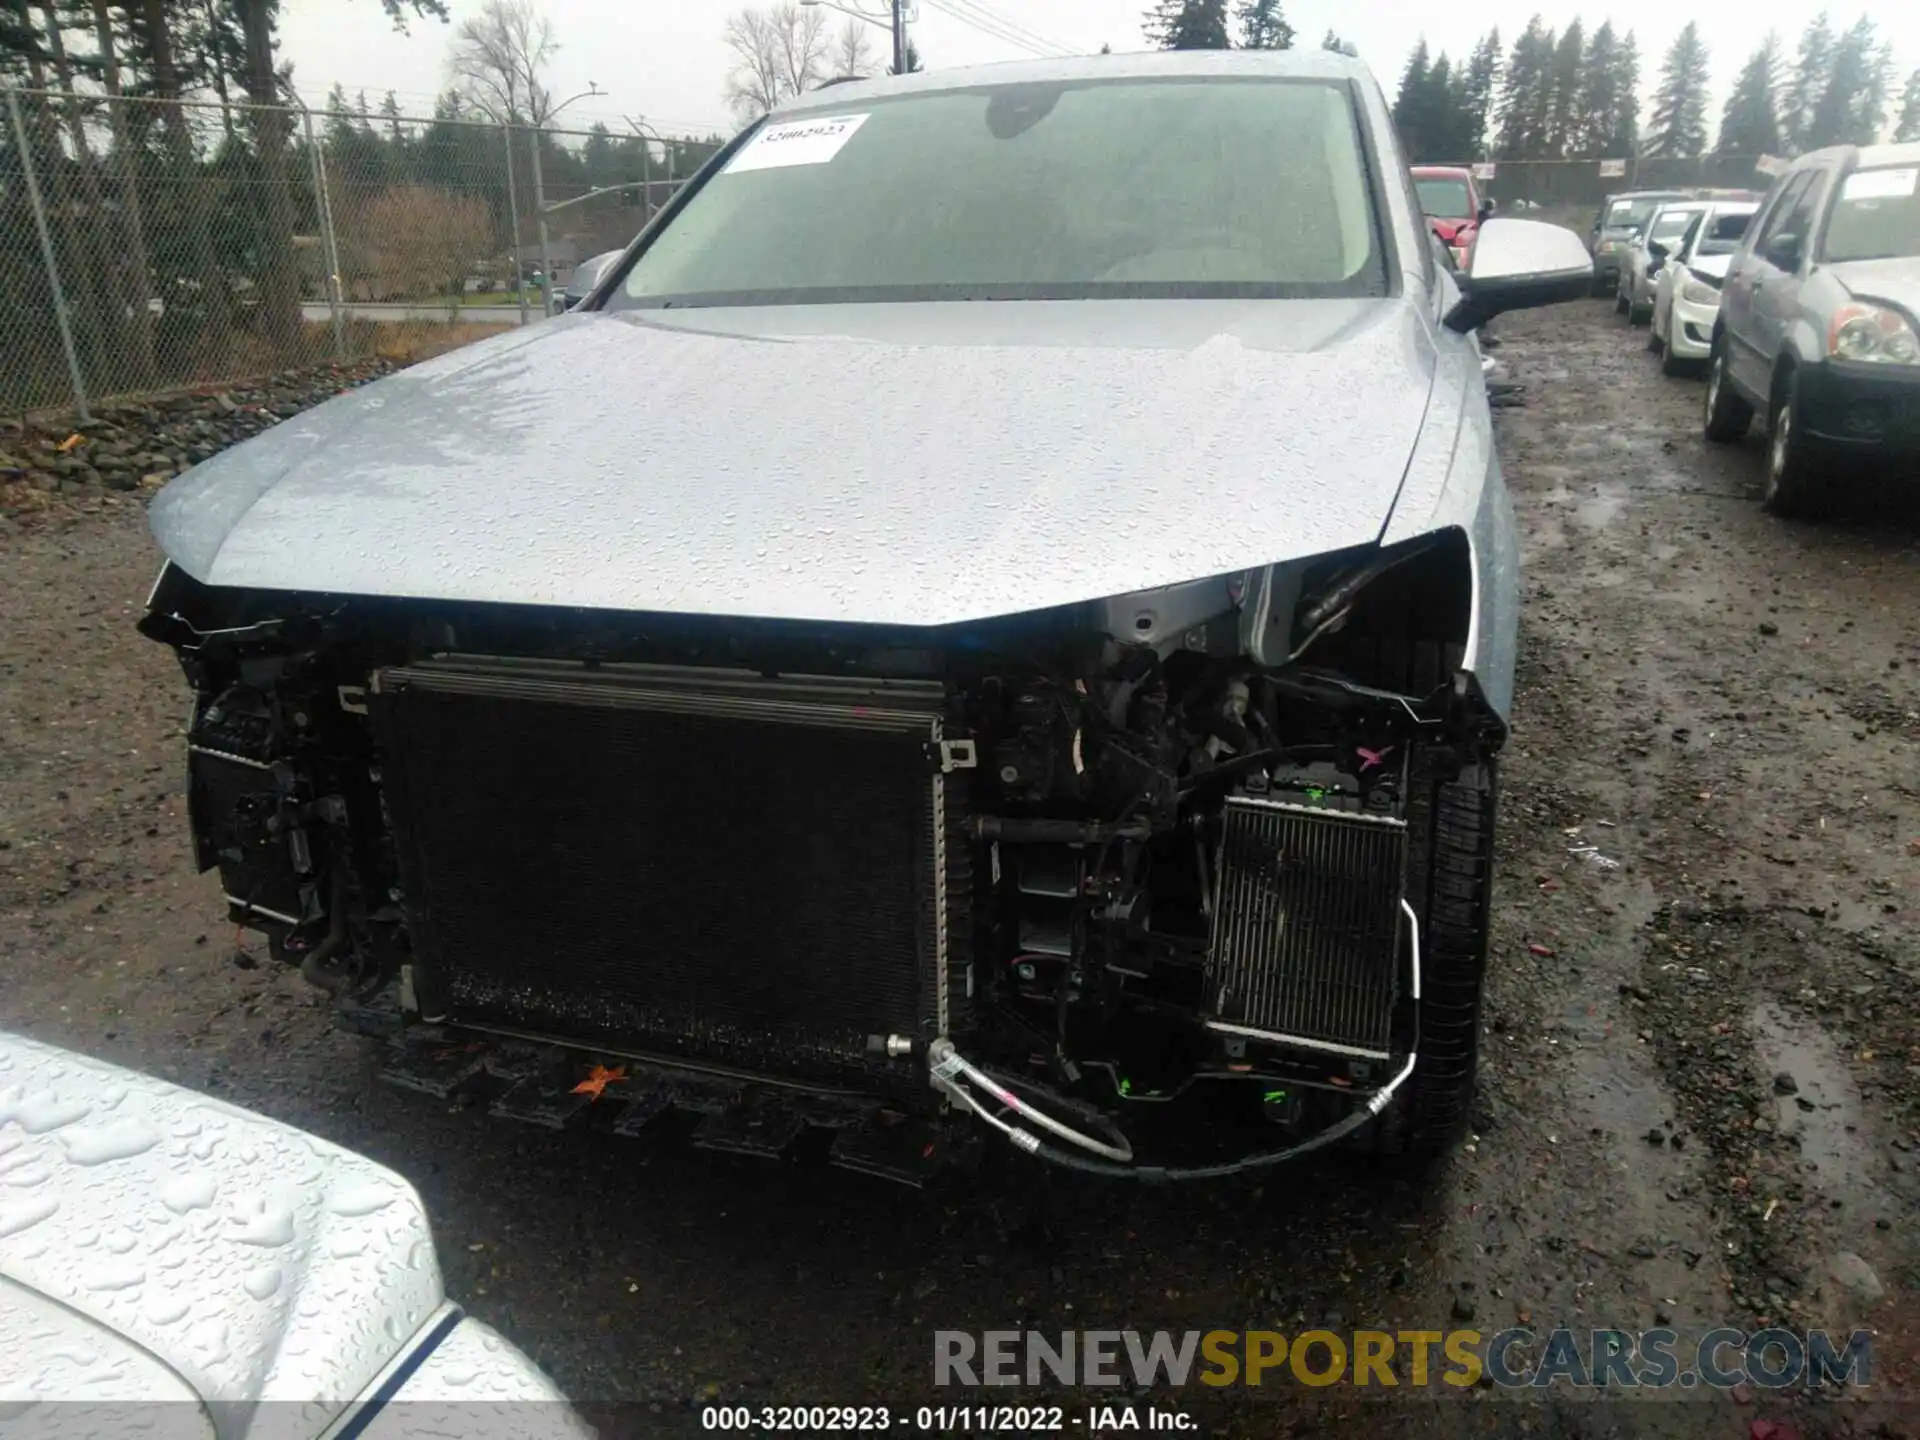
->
[367,658,970,1094]
[1204,797,1408,1059]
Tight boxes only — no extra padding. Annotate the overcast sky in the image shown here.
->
[280,0,1920,142]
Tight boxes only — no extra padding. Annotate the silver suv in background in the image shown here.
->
[1587,189,1692,295]
[1616,199,1705,323]
[1705,143,1920,516]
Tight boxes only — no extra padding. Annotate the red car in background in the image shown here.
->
[1412,165,1493,269]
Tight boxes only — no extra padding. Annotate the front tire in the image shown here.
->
[1368,643,1496,1159]
[1703,340,1753,442]
[1659,314,1690,375]
[1762,374,1829,519]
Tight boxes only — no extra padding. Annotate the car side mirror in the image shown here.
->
[1443,217,1595,333]
[1763,233,1802,270]
[1646,240,1669,260]
[1477,199,1495,221]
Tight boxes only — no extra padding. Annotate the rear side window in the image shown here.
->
[1751,170,1818,260]
[1695,211,1754,257]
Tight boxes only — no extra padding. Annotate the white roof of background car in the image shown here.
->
[768,47,1376,118]
[1791,141,1920,170]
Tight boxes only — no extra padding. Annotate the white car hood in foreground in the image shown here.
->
[149,298,1439,626]
[0,1031,440,1437]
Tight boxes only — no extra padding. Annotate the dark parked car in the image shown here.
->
[1587,188,1693,294]
[1704,143,1920,516]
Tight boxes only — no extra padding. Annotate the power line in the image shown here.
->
[920,0,1075,58]
[923,0,1072,57]
[935,0,1078,57]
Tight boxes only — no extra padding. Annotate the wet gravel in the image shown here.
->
[1,303,1918,1438]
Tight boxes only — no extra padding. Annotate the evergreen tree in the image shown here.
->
[1544,19,1584,157]
[1236,0,1292,49]
[1897,69,1920,144]
[1425,55,1457,159]
[1144,0,1230,49]
[1716,35,1782,157]
[1576,22,1621,158]
[1806,17,1891,149]
[1393,44,1469,161]
[1607,30,1641,155]
[1321,30,1357,56]
[1645,21,1709,158]
[1782,13,1833,152]
[1457,28,1501,160]
[1494,16,1556,160]
[378,89,406,147]
[1393,39,1432,150]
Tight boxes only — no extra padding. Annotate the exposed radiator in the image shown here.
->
[1204,797,1408,1058]
[368,658,968,1094]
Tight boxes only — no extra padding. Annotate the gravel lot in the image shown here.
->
[2,301,1917,1438]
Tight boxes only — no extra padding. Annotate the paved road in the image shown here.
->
[2,302,1916,1437]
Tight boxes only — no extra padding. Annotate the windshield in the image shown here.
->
[611,78,1384,308]
[1695,211,1754,257]
[1821,166,1920,263]
[1604,197,1671,230]
[1416,177,1473,219]
[1649,207,1702,244]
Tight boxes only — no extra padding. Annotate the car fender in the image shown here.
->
[1776,312,1831,395]
[1379,333,1517,724]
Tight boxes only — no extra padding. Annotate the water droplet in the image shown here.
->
[60,1119,161,1166]
[243,1265,283,1300]
[161,1173,216,1214]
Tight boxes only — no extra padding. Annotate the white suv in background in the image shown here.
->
[1650,201,1761,374]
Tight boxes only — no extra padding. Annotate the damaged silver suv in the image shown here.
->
[140,51,1591,1182]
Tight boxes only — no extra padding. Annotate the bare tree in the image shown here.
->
[831,17,873,78]
[722,2,830,121]
[449,0,558,124]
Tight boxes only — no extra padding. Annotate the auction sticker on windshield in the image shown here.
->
[1842,167,1917,201]
[725,114,870,173]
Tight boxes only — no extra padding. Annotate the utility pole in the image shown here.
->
[891,0,905,75]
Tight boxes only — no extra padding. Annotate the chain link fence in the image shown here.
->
[0,85,716,419]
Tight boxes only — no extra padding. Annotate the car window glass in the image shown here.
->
[1650,208,1700,244]
[612,78,1385,308]
[1416,178,1473,219]
[1695,211,1754,257]
[1749,173,1807,249]
[1821,166,1920,263]
[1752,171,1817,261]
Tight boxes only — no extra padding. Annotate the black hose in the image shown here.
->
[973,816,1152,844]
[297,868,353,994]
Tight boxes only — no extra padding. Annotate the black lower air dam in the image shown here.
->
[368,657,971,1096]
